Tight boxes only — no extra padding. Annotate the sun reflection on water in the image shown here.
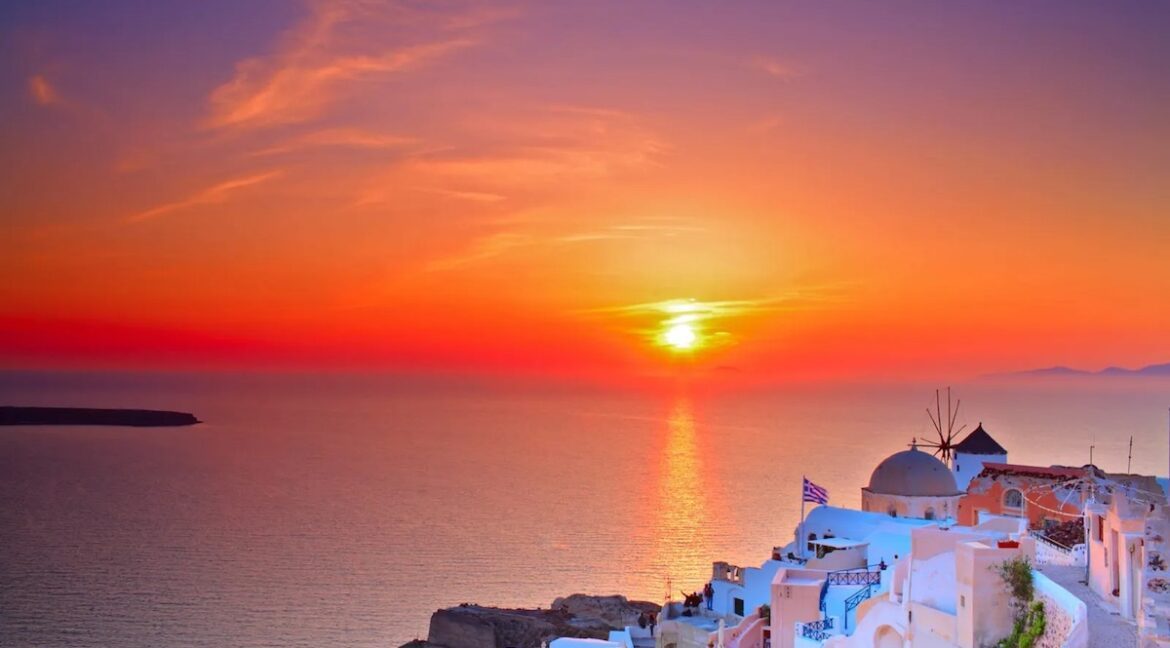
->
[643,398,722,602]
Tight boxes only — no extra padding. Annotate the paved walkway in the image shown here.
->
[1039,565,1139,648]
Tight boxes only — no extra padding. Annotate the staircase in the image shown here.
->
[1031,531,1087,566]
[818,566,883,612]
[842,585,873,630]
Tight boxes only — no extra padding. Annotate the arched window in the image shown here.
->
[924,507,936,520]
[1004,489,1024,509]
[888,505,898,518]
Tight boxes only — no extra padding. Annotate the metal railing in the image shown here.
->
[826,569,883,586]
[795,618,834,642]
[819,566,884,611]
[1030,530,1075,553]
[843,585,873,629]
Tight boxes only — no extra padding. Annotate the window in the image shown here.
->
[888,505,898,518]
[733,597,745,617]
[924,507,936,520]
[1003,489,1024,509]
[807,532,817,552]
[1097,516,1105,542]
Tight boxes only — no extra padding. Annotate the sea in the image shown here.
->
[1,371,1167,647]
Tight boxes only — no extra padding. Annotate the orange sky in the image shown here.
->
[2,1,1169,381]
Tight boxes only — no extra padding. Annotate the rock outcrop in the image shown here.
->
[412,595,660,648]
[550,594,660,629]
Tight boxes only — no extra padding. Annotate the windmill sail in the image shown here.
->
[919,387,967,465]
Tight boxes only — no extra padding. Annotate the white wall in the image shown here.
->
[952,452,1005,493]
[909,551,956,614]
[861,492,962,521]
[1034,570,1088,648]
[711,561,783,619]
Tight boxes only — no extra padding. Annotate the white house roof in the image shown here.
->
[811,537,868,549]
[804,505,933,540]
[551,639,625,648]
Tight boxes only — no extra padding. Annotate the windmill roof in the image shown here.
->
[953,423,1007,455]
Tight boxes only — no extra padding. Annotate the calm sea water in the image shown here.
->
[1,372,1167,647]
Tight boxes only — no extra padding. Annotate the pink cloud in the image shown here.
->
[28,75,59,106]
[748,56,802,79]
[206,1,503,130]
[126,170,284,223]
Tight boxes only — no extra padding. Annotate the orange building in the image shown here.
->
[956,463,1088,529]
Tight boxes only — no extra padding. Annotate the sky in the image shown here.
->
[2,1,1168,382]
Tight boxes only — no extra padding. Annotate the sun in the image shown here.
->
[664,323,698,350]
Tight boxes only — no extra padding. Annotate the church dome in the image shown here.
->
[866,445,961,497]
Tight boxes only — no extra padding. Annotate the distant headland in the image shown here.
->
[0,406,200,427]
[985,361,1170,379]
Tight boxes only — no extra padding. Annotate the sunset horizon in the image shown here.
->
[4,2,1169,383]
[3,3,1170,647]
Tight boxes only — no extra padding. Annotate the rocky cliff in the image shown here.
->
[408,594,659,648]
[0,406,200,427]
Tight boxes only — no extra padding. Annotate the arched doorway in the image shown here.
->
[874,625,903,648]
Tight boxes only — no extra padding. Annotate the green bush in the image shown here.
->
[757,604,770,623]
[996,601,1045,648]
[994,556,1035,611]
[992,556,1044,648]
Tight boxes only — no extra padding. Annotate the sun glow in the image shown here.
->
[664,323,698,350]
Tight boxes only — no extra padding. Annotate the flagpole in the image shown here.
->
[800,476,807,561]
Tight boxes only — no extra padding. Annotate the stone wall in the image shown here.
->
[1141,507,1170,647]
[1034,593,1072,648]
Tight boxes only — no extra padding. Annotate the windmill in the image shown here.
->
[918,387,966,466]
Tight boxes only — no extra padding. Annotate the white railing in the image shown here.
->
[1031,532,1087,567]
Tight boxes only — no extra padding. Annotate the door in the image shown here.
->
[1111,530,1120,596]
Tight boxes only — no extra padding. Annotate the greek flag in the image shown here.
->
[802,477,829,505]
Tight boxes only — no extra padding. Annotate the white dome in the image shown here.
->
[866,445,961,497]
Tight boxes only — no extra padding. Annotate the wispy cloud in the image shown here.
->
[557,219,705,243]
[404,105,666,185]
[126,170,284,223]
[424,231,534,271]
[422,217,704,271]
[210,40,473,129]
[588,289,850,323]
[581,291,847,348]
[251,127,419,156]
[206,1,506,130]
[28,75,59,106]
[748,55,802,79]
[353,104,666,208]
[415,187,508,202]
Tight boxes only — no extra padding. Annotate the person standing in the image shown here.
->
[648,611,657,638]
[704,582,714,610]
